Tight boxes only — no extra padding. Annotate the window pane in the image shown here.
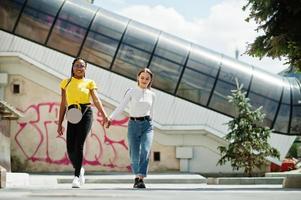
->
[273,104,290,134]
[248,92,279,127]
[282,79,291,104]
[273,79,290,134]
[113,44,152,79]
[149,33,190,93]
[0,0,25,31]
[219,58,252,89]
[177,45,221,105]
[153,33,189,64]
[289,79,301,135]
[177,67,215,105]
[112,21,159,79]
[290,106,301,134]
[247,71,283,128]
[150,57,183,93]
[250,69,283,101]
[209,80,238,117]
[122,21,159,51]
[209,57,252,117]
[290,78,301,105]
[188,45,221,77]
[15,0,63,44]
[80,9,128,68]
[47,1,97,56]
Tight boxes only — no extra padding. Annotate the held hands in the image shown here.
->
[104,118,112,128]
[101,115,108,126]
[102,115,111,128]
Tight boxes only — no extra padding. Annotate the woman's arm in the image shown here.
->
[90,89,108,124]
[150,92,156,119]
[109,89,132,120]
[57,89,66,136]
[106,89,132,128]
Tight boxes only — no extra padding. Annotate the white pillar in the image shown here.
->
[0,73,8,99]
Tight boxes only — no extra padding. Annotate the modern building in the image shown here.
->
[0,0,300,174]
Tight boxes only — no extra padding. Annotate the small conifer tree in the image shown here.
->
[217,80,280,176]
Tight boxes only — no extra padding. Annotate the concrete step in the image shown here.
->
[265,171,301,188]
[6,172,29,187]
[265,171,301,177]
[207,177,284,185]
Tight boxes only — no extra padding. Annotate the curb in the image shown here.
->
[207,177,284,185]
[266,172,301,188]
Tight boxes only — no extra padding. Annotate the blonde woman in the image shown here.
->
[107,68,156,188]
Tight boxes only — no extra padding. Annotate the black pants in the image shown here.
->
[66,105,92,177]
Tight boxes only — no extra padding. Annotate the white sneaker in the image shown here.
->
[79,167,85,185]
[72,176,80,188]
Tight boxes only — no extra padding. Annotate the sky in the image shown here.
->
[93,0,288,74]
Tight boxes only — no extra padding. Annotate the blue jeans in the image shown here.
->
[127,118,153,177]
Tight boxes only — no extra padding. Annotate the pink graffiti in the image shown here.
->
[14,102,130,170]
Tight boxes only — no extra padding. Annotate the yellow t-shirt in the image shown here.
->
[59,77,97,106]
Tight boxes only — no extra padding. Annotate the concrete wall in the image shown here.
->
[154,131,243,174]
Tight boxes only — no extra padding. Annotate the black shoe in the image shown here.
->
[133,178,139,188]
[136,179,146,188]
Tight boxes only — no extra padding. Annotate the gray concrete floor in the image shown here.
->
[0,173,300,200]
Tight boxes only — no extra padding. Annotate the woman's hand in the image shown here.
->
[105,119,112,128]
[57,124,64,136]
[101,115,109,126]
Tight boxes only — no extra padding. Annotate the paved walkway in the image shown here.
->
[1,173,301,200]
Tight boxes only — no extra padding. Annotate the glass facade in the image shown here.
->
[0,0,25,31]
[80,8,128,69]
[112,21,159,79]
[15,0,63,44]
[1,0,300,135]
[46,0,97,56]
[209,59,252,117]
[273,79,291,133]
[177,45,220,106]
[290,79,301,134]
[248,70,283,127]
[149,33,190,94]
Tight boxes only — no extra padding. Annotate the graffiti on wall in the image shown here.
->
[13,102,130,170]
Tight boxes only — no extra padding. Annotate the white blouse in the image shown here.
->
[109,86,156,120]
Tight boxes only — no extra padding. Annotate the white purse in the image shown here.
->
[66,107,82,124]
[66,105,89,124]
